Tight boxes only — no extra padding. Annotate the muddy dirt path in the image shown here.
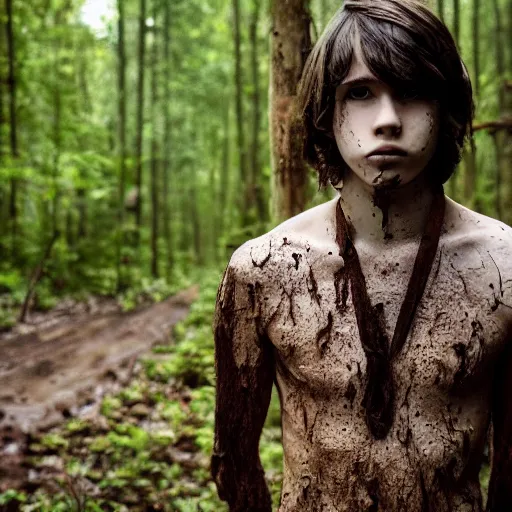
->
[0,287,198,434]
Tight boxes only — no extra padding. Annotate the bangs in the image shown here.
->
[359,17,444,98]
[328,15,445,100]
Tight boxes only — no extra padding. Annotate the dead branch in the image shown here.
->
[473,118,512,133]
[19,231,60,323]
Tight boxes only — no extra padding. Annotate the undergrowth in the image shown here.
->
[0,270,491,511]
[0,270,283,511]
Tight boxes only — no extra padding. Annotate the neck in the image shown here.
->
[337,171,438,246]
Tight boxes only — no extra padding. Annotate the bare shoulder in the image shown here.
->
[226,197,341,285]
[444,197,512,255]
[444,198,512,307]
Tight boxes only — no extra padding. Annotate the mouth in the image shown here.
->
[367,146,408,158]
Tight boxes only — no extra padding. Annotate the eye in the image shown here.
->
[398,88,420,101]
[347,86,372,101]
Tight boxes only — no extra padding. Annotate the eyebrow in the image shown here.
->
[340,76,381,87]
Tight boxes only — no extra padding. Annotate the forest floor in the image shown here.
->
[0,279,488,510]
[0,287,198,493]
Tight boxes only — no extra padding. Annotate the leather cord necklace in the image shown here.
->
[335,186,446,440]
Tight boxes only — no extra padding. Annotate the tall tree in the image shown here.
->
[150,1,159,278]
[509,0,512,74]
[319,0,328,30]
[116,0,127,290]
[448,0,460,201]
[463,0,480,207]
[6,0,19,259]
[270,0,312,222]
[232,0,249,224]
[51,13,62,239]
[135,0,147,238]
[492,0,506,221]
[453,0,460,44]
[472,0,480,97]
[162,0,173,279]
[218,101,231,252]
[0,51,4,247]
[77,51,90,240]
[437,0,444,22]
[249,0,266,223]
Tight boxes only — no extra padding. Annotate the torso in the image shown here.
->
[232,196,512,511]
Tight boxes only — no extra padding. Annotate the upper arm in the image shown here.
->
[214,254,275,409]
[487,345,512,511]
[487,235,512,511]
[212,251,275,511]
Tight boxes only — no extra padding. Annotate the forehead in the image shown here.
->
[342,44,376,85]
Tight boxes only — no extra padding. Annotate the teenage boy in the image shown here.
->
[212,1,512,510]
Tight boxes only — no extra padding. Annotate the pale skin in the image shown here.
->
[212,49,512,511]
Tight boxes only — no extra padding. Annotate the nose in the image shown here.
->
[373,94,402,138]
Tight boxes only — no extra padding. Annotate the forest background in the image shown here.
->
[0,0,511,510]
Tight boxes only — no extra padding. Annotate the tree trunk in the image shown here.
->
[437,0,444,22]
[453,0,460,44]
[319,0,328,31]
[0,61,4,248]
[232,0,250,225]
[6,0,19,260]
[463,138,477,207]
[509,0,512,74]
[218,102,231,252]
[493,134,502,220]
[52,43,61,239]
[502,2,512,227]
[162,0,173,280]
[472,0,480,97]
[208,128,219,264]
[135,0,147,240]
[270,0,311,222]
[448,0,460,202]
[116,0,127,290]
[492,0,508,223]
[19,232,59,323]
[249,0,267,223]
[189,159,202,265]
[77,55,89,241]
[150,2,159,278]
[462,0,480,209]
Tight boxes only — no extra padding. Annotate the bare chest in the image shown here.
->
[266,245,509,400]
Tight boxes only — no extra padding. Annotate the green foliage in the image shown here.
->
[4,274,281,510]
[39,433,69,451]
[0,489,27,505]
[107,424,150,452]
[100,395,123,418]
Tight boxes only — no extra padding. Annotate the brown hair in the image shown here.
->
[297,0,474,187]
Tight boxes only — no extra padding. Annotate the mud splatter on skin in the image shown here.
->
[213,184,512,510]
[344,380,357,406]
[371,175,403,237]
[303,407,319,444]
[292,253,302,270]
[316,311,334,356]
[250,243,272,269]
[421,112,435,152]
[335,190,445,439]
[451,319,485,391]
[212,267,274,511]
[307,266,321,306]
[334,266,350,314]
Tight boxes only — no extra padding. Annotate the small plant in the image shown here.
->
[0,489,27,505]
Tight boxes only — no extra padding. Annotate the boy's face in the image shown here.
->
[333,44,440,190]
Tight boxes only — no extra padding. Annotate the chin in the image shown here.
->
[366,170,403,190]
